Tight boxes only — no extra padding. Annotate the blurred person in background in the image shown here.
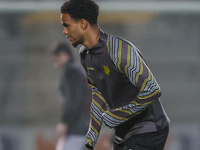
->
[50,42,90,150]
[60,0,170,150]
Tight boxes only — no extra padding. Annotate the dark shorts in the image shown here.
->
[114,126,169,150]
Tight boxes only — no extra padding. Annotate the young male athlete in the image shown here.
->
[60,0,170,150]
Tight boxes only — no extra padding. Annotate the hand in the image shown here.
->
[56,122,68,136]
[53,122,68,141]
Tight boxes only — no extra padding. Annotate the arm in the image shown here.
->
[103,38,161,128]
[85,73,108,149]
[79,48,108,149]
[79,48,106,149]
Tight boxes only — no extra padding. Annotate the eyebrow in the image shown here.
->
[62,23,69,27]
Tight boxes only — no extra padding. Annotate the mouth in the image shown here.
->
[66,35,73,42]
[69,37,73,41]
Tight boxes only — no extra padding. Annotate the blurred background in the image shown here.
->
[1,0,200,150]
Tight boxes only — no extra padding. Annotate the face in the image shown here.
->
[61,13,84,47]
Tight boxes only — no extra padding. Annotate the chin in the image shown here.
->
[72,42,80,48]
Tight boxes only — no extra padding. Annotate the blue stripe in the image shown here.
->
[126,105,146,113]
[91,106,102,123]
[104,113,125,124]
[144,74,158,91]
[88,131,96,144]
[91,103,103,121]
[144,78,154,91]
[92,105,103,121]
[127,47,135,84]
[138,86,159,97]
[132,52,140,84]
[109,35,113,59]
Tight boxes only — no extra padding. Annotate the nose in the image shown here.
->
[63,27,68,35]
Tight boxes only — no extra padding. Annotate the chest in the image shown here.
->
[85,49,122,83]
[82,49,138,108]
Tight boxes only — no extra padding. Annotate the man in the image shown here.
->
[50,42,90,150]
[60,0,170,150]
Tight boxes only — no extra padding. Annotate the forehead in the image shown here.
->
[61,13,75,23]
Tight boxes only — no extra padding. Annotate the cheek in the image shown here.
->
[73,27,82,38]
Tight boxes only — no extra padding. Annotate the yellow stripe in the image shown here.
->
[116,99,156,116]
[91,113,101,126]
[92,99,107,112]
[89,84,95,89]
[106,35,110,53]
[135,55,143,84]
[87,74,94,84]
[93,91,108,106]
[117,40,123,72]
[130,100,140,105]
[131,100,155,106]
[137,88,161,100]
[116,108,132,115]
[106,111,125,120]
[140,66,151,92]
[90,124,98,135]
[85,137,92,146]
[125,45,131,76]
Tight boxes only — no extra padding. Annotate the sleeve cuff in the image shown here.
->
[85,143,93,149]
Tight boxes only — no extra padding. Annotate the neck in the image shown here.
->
[83,25,100,49]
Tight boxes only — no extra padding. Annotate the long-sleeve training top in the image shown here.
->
[79,29,170,149]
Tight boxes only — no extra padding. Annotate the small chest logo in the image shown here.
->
[103,66,110,76]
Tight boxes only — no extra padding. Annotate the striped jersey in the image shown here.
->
[79,30,170,149]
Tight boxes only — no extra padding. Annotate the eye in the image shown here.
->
[63,23,69,28]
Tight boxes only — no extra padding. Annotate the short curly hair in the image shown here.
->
[61,0,99,25]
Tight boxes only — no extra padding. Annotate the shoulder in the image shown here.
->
[107,34,142,56]
[108,34,134,48]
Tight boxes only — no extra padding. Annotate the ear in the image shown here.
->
[79,19,88,30]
